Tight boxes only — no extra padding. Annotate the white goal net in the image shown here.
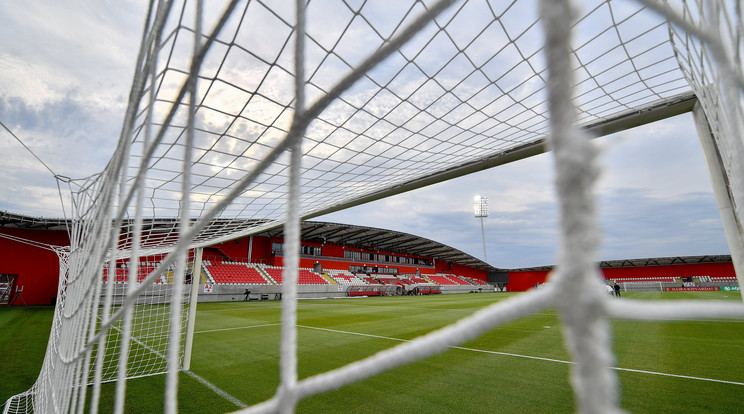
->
[4,0,744,413]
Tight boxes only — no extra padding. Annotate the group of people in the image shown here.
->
[605,282,621,298]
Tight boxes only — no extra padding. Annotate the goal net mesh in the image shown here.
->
[4,0,744,413]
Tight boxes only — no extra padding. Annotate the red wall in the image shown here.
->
[249,236,273,264]
[0,228,69,305]
[436,261,488,281]
[211,238,251,261]
[507,270,552,292]
[321,244,345,259]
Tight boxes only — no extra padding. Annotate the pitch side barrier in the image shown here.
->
[176,283,492,302]
[619,281,740,293]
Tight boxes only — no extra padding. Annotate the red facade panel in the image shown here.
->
[507,270,552,292]
[0,228,69,305]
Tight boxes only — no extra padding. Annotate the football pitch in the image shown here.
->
[2,291,743,413]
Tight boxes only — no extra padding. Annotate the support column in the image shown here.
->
[247,235,254,263]
[692,103,744,297]
[182,247,203,370]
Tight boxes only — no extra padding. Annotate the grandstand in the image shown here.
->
[0,213,738,306]
[204,262,269,285]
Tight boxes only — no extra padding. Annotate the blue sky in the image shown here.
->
[0,1,731,268]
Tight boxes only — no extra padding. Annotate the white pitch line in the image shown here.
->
[296,325,744,387]
[184,370,247,409]
[187,324,282,409]
[194,323,281,334]
[610,366,744,386]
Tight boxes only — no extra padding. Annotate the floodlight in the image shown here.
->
[474,195,488,218]
[473,195,488,261]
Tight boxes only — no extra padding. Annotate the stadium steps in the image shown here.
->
[190,263,213,284]
[320,273,338,285]
[201,261,215,284]
[420,275,436,284]
[258,266,279,285]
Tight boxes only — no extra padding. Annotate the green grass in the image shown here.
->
[2,291,743,412]
[0,307,54,401]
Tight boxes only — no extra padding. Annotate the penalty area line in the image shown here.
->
[184,370,247,409]
[298,325,744,387]
[194,323,281,334]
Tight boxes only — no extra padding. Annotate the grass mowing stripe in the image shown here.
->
[195,323,281,334]
[297,324,744,387]
[184,370,247,409]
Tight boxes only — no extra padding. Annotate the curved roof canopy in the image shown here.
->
[257,220,496,271]
[0,210,495,271]
[1,211,732,273]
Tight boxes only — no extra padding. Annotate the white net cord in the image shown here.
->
[540,1,621,412]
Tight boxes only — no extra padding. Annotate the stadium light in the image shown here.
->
[474,195,488,262]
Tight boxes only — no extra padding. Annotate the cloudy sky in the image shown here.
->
[0,1,730,268]
[318,112,730,268]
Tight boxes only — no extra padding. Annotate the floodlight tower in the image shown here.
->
[474,195,488,262]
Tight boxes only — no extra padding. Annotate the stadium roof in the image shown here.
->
[256,220,497,272]
[0,210,733,273]
[0,211,70,231]
[509,254,734,272]
[0,211,495,271]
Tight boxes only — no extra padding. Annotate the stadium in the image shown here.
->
[2,0,744,413]
[0,212,739,306]
[2,212,742,412]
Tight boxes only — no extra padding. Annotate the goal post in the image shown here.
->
[691,103,744,293]
[182,247,204,371]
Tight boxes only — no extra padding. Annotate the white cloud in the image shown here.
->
[0,1,143,106]
[597,113,715,200]
[0,1,146,216]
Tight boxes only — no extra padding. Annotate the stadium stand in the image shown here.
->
[261,266,329,285]
[465,277,488,286]
[611,277,676,284]
[443,274,472,286]
[298,269,329,285]
[410,276,432,285]
[427,275,458,286]
[359,275,379,285]
[263,266,283,284]
[204,261,270,285]
[711,276,738,282]
[103,262,165,284]
[397,277,414,285]
[326,269,367,286]
[197,268,493,292]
